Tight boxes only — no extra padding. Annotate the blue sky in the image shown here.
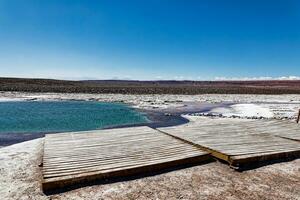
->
[0,0,299,80]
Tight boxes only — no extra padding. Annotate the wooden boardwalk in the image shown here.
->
[42,126,209,192]
[158,117,300,167]
[42,118,299,192]
[255,120,300,141]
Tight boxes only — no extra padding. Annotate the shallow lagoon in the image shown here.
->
[0,101,148,134]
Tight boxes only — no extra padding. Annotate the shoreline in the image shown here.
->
[0,101,224,147]
[0,92,299,147]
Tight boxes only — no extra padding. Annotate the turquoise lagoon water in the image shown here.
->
[0,101,148,134]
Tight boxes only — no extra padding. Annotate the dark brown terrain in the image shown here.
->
[1,77,300,94]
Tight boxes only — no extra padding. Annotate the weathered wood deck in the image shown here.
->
[42,126,209,192]
[257,120,300,141]
[42,117,299,193]
[158,117,300,167]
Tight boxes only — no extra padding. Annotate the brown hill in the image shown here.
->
[0,77,300,94]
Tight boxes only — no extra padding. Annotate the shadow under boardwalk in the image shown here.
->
[158,117,300,169]
[42,126,210,193]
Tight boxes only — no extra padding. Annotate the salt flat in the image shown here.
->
[1,91,300,111]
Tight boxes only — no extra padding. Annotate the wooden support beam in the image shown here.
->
[297,109,300,124]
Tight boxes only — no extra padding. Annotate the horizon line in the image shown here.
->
[1,76,300,82]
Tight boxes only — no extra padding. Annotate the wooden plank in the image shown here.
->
[158,118,300,167]
[42,126,210,193]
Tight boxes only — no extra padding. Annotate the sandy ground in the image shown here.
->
[0,138,299,200]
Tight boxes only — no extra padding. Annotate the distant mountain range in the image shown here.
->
[0,77,300,94]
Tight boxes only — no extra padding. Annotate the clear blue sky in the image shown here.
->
[0,0,299,80]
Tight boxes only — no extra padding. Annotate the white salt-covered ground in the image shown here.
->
[207,104,274,118]
[195,103,299,120]
[1,91,300,106]
[0,139,47,200]
[1,92,299,119]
